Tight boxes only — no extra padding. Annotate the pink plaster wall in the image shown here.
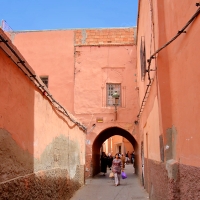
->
[136,0,162,162]
[74,30,138,176]
[159,0,200,167]
[9,30,75,113]
[0,29,86,192]
[137,0,200,198]
[74,45,137,120]
[74,43,138,175]
[7,28,138,129]
[0,38,35,155]
[1,29,85,163]
[137,0,200,166]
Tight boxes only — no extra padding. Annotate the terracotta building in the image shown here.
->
[0,29,86,199]
[136,0,200,199]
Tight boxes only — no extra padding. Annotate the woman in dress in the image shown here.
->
[107,153,113,170]
[100,152,108,176]
[111,153,123,186]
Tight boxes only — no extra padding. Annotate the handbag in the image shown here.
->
[109,172,114,178]
[121,171,127,179]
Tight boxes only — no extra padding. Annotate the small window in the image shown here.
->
[106,83,121,106]
[140,36,146,81]
[40,76,48,88]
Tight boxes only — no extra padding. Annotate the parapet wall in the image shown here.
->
[75,28,135,46]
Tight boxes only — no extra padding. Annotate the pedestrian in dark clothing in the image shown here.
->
[125,151,129,164]
[131,151,135,165]
[100,152,108,175]
[107,153,113,170]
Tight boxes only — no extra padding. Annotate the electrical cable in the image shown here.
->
[136,6,200,123]
[0,33,87,132]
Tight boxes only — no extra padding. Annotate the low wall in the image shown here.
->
[144,158,200,200]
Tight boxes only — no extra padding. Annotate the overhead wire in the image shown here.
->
[0,33,87,132]
[136,5,200,123]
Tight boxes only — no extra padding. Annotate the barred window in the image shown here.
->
[106,83,121,106]
[40,76,48,88]
[140,36,146,81]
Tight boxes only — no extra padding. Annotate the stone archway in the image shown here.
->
[92,126,138,176]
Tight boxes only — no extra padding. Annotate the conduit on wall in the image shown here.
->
[0,33,87,132]
[135,5,200,124]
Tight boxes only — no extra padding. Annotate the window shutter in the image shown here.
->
[140,36,146,81]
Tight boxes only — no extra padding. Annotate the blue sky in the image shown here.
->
[1,0,138,31]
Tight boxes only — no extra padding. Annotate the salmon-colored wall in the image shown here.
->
[102,137,134,158]
[0,40,86,175]
[74,45,137,119]
[136,0,162,162]
[137,0,200,164]
[33,90,86,166]
[0,29,86,199]
[112,135,122,154]
[143,96,160,161]
[8,30,75,113]
[159,0,200,166]
[137,0,200,198]
[74,42,138,176]
[123,138,134,157]
[0,41,35,155]
[74,29,138,136]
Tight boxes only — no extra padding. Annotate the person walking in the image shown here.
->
[100,152,108,176]
[121,153,126,169]
[107,153,113,170]
[125,151,129,164]
[111,153,123,186]
[131,151,135,166]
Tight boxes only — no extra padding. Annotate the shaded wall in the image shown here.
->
[0,29,86,200]
[0,39,34,183]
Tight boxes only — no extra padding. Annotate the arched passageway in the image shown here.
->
[92,126,138,176]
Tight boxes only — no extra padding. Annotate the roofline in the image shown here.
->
[6,26,137,33]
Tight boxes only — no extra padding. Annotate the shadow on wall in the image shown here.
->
[92,126,138,176]
[0,33,84,199]
[0,46,35,196]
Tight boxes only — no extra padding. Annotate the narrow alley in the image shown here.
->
[70,165,148,200]
[1,1,200,199]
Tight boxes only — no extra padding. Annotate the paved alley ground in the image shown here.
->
[70,164,149,200]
